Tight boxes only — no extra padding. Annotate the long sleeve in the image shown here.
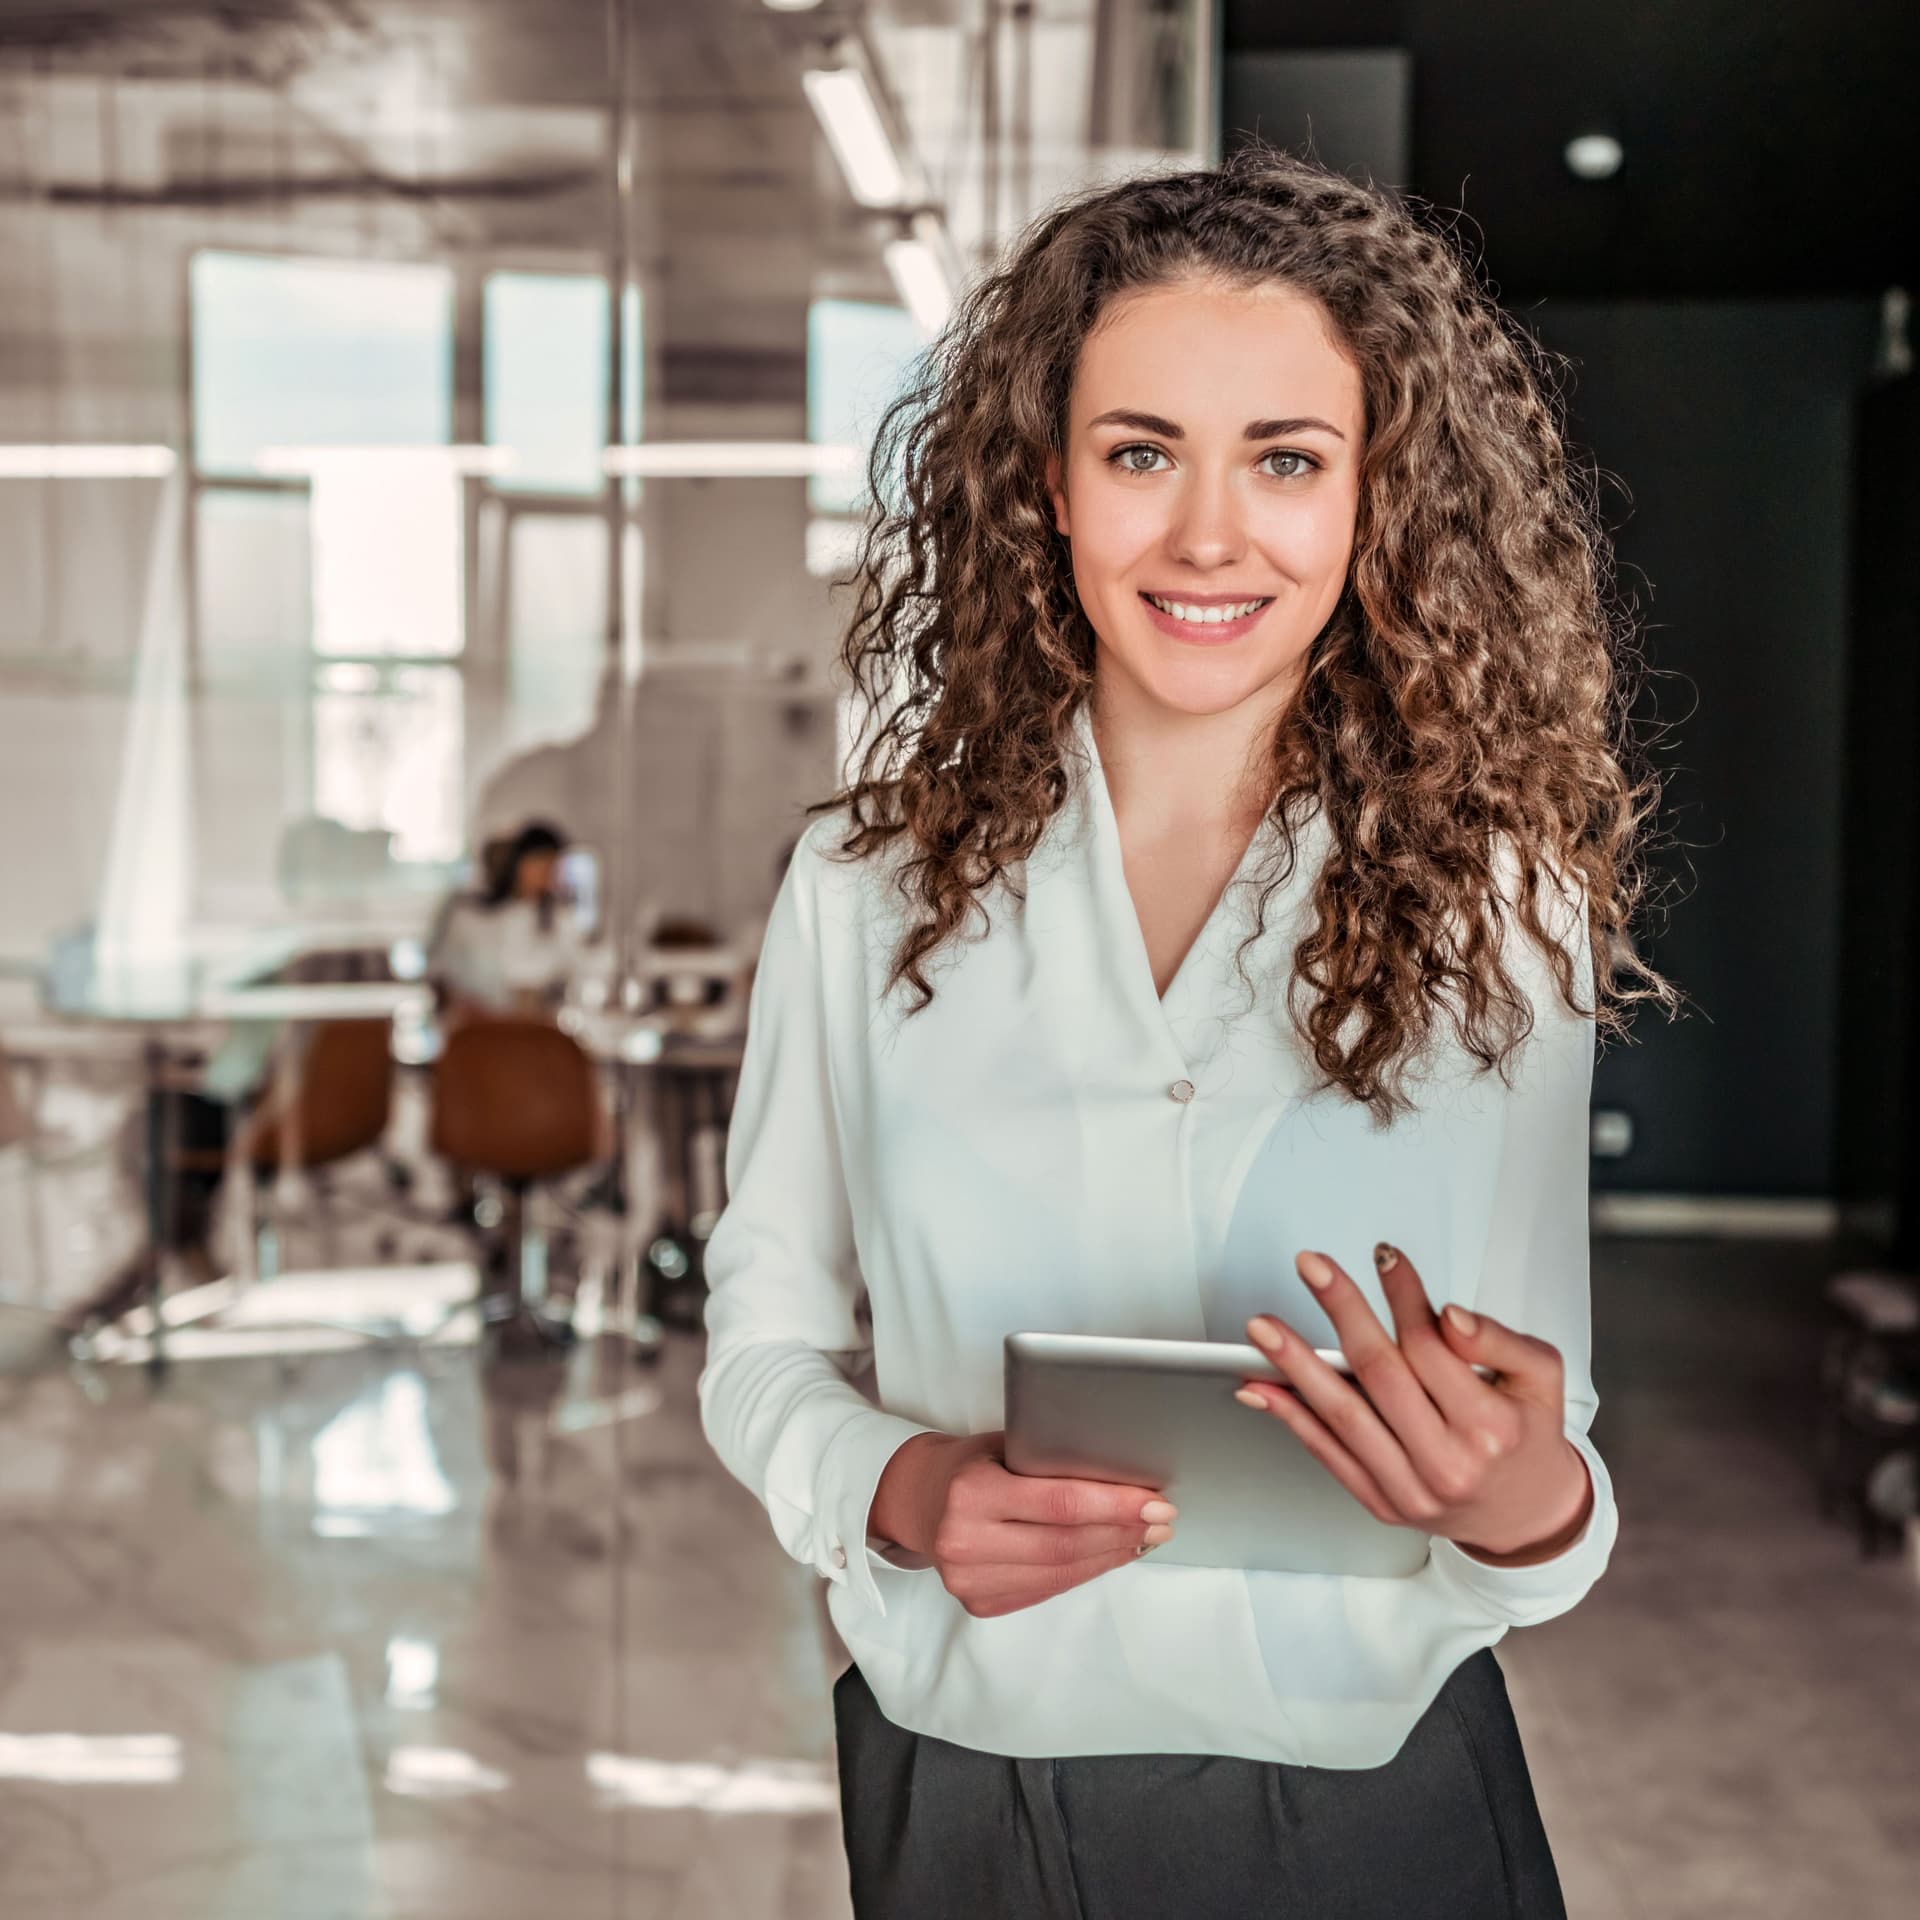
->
[1425,848,1620,1624]
[695,831,937,1618]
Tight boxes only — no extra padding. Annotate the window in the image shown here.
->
[190,252,453,476]
[483,273,642,495]
[806,297,924,518]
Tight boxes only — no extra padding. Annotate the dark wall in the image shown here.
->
[1521,300,1883,1195]
[1834,378,1920,1252]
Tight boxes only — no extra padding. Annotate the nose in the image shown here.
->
[1164,466,1249,571]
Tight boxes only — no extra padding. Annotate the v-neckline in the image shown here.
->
[1072,704,1272,1017]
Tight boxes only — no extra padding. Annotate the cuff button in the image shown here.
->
[830,1544,848,1569]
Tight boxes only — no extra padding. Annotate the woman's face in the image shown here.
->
[516,850,560,900]
[1045,276,1365,722]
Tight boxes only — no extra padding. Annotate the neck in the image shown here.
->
[1088,663,1295,844]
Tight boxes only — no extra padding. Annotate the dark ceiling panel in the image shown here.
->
[1223,0,1919,299]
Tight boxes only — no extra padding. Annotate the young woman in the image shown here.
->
[698,144,1679,1917]
[426,819,585,1023]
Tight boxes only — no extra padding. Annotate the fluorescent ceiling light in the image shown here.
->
[0,444,177,479]
[254,444,511,477]
[802,65,907,207]
[602,442,860,478]
[884,233,953,340]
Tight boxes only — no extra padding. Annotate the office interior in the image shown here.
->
[0,2,1916,1915]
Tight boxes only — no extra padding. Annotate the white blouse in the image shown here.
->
[697,702,1618,1768]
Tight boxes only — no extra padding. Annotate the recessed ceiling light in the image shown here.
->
[1564,133,1624,181]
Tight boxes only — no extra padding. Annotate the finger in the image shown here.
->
[989,1466,1169,1529]
[966,1518,1169,1566]
[1369,1241,1505,1428]
[958,1545,1147,1614]
[1246,1309,1454,1523]
[1287,1249,1460,1468]
[1236,1382,1405,1527]
[1437,1302,1564,1410]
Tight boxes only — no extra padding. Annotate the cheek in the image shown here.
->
[1068,493,1164,587]
[1257,491,1358,583]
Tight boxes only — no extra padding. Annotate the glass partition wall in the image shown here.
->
[0,1,1215,1330]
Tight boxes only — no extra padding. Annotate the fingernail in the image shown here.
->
[1248,1315,1286,1351]
[1444,1303,1477,1335]
[1373,1242,1399,1273]
[1143,1523,1175,1546]
[1299,1252,1334,1291]
[1234,1387,1268,1409]
[1133,1542,1157,1557]
[1140,1499,1178,1523]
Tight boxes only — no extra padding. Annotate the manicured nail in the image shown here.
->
[1248,1315,1286,1351]
[1234,1387,1268,1410]
[1373,1242,1400,1273]
[1139,1499,1178,1524]
[1444,1303,1477,1336]
[1143,1523,1175,1546]
[1299,1252,1334,1291]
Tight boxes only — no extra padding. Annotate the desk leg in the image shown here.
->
[141,1041,174,1376]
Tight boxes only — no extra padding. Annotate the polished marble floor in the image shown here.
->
[0,1205,1917,1916]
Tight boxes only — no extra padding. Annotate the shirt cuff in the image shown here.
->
[813,1408,940,1618]
[1426,1427,1618,1626]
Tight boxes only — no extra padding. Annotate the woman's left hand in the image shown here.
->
[1238,1243,1594,1566]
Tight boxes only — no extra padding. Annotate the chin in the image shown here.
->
[1111,645,1297,721]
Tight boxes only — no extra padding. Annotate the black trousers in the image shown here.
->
[832,1649,1567,1919]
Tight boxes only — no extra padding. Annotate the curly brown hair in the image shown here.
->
[817,140,1684,1124]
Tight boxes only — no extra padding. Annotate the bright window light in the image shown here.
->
[308,450,464,659]
[190,252,452,477]
[802,65,907,207]
[807,298,925,514]
[484,273,643,494]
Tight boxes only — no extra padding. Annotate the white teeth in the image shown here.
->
[1145,595,1268,625]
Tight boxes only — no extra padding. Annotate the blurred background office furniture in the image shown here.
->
[0,1045,52,1305]
[429,1016,606,1353]
[237,1016,399,1279]
[1817,1270,1920,1555]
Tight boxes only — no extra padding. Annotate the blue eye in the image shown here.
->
[1106,443,1168,475]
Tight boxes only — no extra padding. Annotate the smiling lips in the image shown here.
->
[1139,590,1275,642]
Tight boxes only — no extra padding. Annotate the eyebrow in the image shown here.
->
[1085,408,1347,443]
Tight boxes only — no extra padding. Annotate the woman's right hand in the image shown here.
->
[868,1431,1176,1619]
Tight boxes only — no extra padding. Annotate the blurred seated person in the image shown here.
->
[426,820,589,1027]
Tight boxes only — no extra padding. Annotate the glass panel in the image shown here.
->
[505,514,609,753]
[190,252,454,478]
[806,297,924,516]
[312,661,464,864]
[484,275,643,495]
[194,489,311,677]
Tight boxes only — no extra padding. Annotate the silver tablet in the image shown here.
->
[1003,1330,1485,1578]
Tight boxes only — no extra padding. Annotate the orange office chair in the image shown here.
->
[240,1018,397,1277]
[429,1017,605,1350]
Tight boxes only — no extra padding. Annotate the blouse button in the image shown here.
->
[1168,1078,1196,1104]
[830,1544,849,1570]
